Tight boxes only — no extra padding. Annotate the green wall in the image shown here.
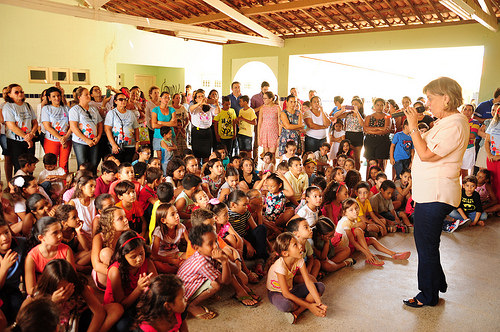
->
[116,63,185,94]
[222,23,500,101]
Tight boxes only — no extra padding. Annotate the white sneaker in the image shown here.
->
[448,220,460,233]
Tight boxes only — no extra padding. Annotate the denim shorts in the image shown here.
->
[152,137,162,151]
[238,134,252,151]
[0,134,7,156]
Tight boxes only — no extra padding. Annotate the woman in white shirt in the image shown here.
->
[304,96,331,153]
[190,89,220,160]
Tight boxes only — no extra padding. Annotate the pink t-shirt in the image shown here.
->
[321,202,341,225]
[28,243,72,273]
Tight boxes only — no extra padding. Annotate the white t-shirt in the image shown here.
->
[38,167,66,194]
[41,105,70,141]
[304,109,327,140]
[266,257,304,293]
[190,104,215,129]
[329,130,345,158]
[151,224,186,257]
[297,204,319,227]
[104,108,139,146]
[3,102,36,141]
[335,216,354,249]
[69,105,103,145]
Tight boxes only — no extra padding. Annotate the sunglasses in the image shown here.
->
[117,98,128,102]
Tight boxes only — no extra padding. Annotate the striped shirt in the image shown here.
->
[176,251,221,299]
[467,118,480,148]
[228,210,251,237]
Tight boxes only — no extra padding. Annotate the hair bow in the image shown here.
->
[13,177,25,188]
[209,198,220,205]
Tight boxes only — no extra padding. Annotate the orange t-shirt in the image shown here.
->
[185,236,227,259]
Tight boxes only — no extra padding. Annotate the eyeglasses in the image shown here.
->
[117,98,128,102]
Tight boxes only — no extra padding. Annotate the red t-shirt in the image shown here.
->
[116,201,144,234]
[94,176,111,197]
[370,185,379,195]
[109,180,141,202]
[138,185,156,211]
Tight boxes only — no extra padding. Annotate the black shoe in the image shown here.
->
[440,284,447,293]
[403,298,425,308]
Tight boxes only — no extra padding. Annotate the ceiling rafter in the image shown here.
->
[264,13,297,34]
[345,2,377,27]
[292,10,322,32]
[425,0,445,22]
[275,12,308,33]
[330,4,362,28]
[314,7,346,30]
[402,0,426,23]
[381,0,408,24]
[362,0,392,25]
[301,8,333,31]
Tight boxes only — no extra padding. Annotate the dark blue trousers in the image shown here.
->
[413,202,454,306]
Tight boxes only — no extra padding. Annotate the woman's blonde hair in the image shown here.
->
[423,77,463,111]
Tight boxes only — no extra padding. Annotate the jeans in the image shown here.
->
[219,138,235,157]
[304,136,326,153]
[394,158,411,179]
[448,209,487,222]
[72,141,99,174]
[414,202,454,306]
[112,146,135,163]
[380,211,395,222]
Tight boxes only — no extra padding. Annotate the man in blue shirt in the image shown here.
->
[474,88,500,123]
[228,81,242,116]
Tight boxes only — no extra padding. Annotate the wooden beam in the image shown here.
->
[293,10,322,32]
[329,4,361,29]
[301,8,333,31]
[198,0,284,41]
[425,0,445,22]
[0,0,284,46]
[402,0,426,23]
[314,7,346,30]
[274,12,308,33]
[174,0,356,24]
[87,0,110,8]
[345,2,376,27]
[381,0,407,24]
[264,13,296,35]
[477,0,494,14]
[362,0,391,26]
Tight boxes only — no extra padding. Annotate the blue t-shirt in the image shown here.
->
[392,131,413,161]
[474,99,493,120]
[152,106,175,139]
[229,94,242,115]
[41,105,70,142]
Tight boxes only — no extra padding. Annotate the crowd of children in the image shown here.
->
[1,99,497,332]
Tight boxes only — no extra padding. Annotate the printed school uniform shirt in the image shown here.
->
[3,102,36,140]
[41,105,70,141]
[297,204,319,227]
[104,109,139,146]
[177,251,221,299]
[116,200,144,234]
[284,171,308,202]
[69,105,102,144]
[238,107,257,137]
[392,131,413,161]
[267,257,304,292]
[486,120,500,155]
[214,108,237,139]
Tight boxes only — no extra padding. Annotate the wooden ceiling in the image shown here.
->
[101,0,500,40]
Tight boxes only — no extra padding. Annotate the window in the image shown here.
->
[202,80,211,87]
[49,68,69,84]
[70,69,90,85]
[28,67,49,83]
[214,80,222,88]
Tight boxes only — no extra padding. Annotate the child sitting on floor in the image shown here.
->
[286,217,321,282]
[370,180,412,232]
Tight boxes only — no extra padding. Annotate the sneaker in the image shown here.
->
[456,218,471,231]
[447,220,460,233]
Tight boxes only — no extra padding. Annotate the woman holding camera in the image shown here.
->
[69,87,103,174]
[335,97,365,170]
[190,89,219,160]
[104,92,140,163]
[152,91,177,159]
[403,77,468,308]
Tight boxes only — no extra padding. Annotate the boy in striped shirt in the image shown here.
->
[177,224,230,319]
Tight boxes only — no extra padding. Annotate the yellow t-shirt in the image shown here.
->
[214,108,237,139]
[357,198,373,218]
[238,107,257,137]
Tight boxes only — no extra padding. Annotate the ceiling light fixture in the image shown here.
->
[175,31,228,44]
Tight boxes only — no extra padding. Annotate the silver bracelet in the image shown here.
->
[409,128,419,135]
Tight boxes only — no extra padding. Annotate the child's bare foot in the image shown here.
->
[478,220,485,226]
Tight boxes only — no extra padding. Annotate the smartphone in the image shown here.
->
[345,105,354,110]
[106,89,111,98]
[416,106,426,113]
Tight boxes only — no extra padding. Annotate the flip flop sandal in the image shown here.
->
[247,289,262,302]
[392,251,411,260]
[233,295,259,307]
[344,258,356,267]
[195,306,218,320]
[365,258,385,266]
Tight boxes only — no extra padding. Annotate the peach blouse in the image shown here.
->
[411,113,469,207]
